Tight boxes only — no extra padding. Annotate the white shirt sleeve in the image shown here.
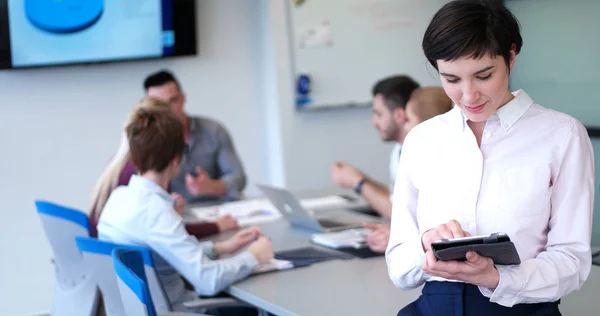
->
[144,201,258,296]
[479,120,594,307]
[385,131,430,289]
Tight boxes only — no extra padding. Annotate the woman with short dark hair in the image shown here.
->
[386,1,594,315]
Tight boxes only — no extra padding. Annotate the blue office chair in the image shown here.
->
[77,237,248,315]
[75,237,170,316]
[112,248,206,316]
[35,200,99,316]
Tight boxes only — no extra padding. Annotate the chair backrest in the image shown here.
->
[113,248,157,316]
[76,237,127,316]
[35,200,91,288]
[75,237,171,314]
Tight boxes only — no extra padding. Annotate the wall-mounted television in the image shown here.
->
[0,0,197,70]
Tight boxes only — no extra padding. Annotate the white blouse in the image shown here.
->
[386,90,595,307]
[389,143,402,199]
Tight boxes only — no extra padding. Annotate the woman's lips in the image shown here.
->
[464,102,487,113]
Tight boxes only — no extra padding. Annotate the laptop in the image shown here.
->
[257,184,364,233]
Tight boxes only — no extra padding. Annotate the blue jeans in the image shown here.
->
[398,281,561,316]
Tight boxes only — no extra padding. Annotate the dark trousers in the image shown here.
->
[398,281,561,316]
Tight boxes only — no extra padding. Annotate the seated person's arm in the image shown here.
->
[171,193,239,235]
[215,126,246,199]
[145,198,271,296]
[360,178,392,218]
[184,222,220,239]
[364,224,391,253]
[185,167,226,198]
[185,215,239,237]
[184,127,246,199]
[332,162,391,218]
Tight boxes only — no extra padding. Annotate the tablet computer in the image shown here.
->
[431,232,521,265]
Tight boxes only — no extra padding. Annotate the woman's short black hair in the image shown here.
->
[422,0,523,70]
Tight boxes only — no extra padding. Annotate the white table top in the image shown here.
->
[198,192,600,316]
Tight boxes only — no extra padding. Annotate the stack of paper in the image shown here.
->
[299,195,351,211]
[188,198,282,226]
[188,194,354,227]
[311,228,371,249]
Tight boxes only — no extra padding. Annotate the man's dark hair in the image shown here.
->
[372,75,420,111]
[422,0,523,70]
[143,70,181,91]
[126,107,185,174]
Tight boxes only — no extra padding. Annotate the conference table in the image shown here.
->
[194,190,600,316]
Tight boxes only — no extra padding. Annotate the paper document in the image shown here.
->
[252,258,294,275]
[311,228,371,249]
[189,198,282,227]
[300,195,350,210]
[298,20,333,49]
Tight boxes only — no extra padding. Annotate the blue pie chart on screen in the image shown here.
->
[25,0,104,34]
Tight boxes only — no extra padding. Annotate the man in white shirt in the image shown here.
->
[334,86,454,253]
[98,107,274,312]
[332,75,419,219]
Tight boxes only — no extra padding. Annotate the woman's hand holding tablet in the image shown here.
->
[418,220,520,289]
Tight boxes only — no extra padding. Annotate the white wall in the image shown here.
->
[262,0,395,193]
[0,0,396,315]
[0,1,269,315]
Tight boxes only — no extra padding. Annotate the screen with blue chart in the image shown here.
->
[0,0,196,69]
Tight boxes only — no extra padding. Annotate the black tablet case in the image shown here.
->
[432,239,521,265]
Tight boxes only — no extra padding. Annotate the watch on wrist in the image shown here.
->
[354,177,367,195]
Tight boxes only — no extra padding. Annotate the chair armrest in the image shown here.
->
[183,297,250,309]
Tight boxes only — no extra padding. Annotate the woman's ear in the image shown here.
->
[508,43,517,73]
[168,156,182,174]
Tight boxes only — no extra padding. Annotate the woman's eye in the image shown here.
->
[477,74,492,81]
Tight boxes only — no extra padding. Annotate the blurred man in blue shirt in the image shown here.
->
[144,70,247,203]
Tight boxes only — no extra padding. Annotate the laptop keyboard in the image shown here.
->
[318,218,344,228]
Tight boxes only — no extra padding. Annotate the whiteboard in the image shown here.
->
[287,0,449,110]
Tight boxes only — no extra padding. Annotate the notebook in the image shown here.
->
[310,228,384,258]
[189,198,282,226]
[311,228,371,249]
[250,246,352,275]
[274,246,353,267]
